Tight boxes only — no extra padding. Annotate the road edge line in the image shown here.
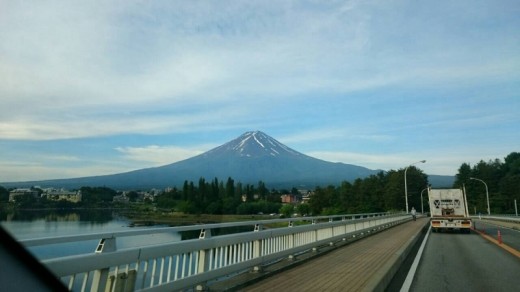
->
[399,225,431,292]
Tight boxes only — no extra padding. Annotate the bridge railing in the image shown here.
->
[471,214,520,223]
[22,212,409,292]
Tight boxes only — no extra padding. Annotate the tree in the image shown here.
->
[177,200,196,214]
[455,152,520,214]
[308,186,336,215]
[0,186,9,202]
[296,203,311,216]
[222,196,239,214]
[354,174,387,213]
[405,167,429,212]
[337,181,353,212]
[80,186,117,205]
[205,201,222,215]
[182,181,189,201]
[257,181,268,201]
[279,204,294,218]
[503,152,520,176]
[198,177,207,205]
[499,175,520,213]
[244,184,255,202]
[126,191,139,202]
[225,177,235,198]
[384,170,404,211]
[155,193,176,209]
[454,163,472,188]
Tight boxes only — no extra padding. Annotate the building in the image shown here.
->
[44,189,82,203]
[281,194,299,204]
[300,190,314,204]
[8,189,39,202]
[113,194,130,203]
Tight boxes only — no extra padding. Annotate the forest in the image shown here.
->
[453,152,520,214]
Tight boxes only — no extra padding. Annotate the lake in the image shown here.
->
[0,209,181,260]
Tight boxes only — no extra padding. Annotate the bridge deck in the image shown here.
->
[237,217,428,292]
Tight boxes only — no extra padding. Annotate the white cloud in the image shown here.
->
[0,1,518,182]
[307,145,514,176]
[2,1,518,141]
[308,150,406,170]
[280,129,348,145]
[0,161,125,182]
[115,144,212,165]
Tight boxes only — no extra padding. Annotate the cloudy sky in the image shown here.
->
[1,0,519,182]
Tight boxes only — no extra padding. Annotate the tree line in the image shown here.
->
[454,152,520,214]
[306,152,519,215]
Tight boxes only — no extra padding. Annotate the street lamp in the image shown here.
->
[470,177,490,215]
[404,160,426,213]
[420,187,428,215]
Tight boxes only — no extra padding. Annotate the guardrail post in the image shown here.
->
[254,223,262,232]
[196,229,212,291]
[91,237,116,292]
[252,224,263,272]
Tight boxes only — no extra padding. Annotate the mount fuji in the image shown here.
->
[63,131,379,189]
[3,131,454,189]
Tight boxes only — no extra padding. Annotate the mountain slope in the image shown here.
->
[3,131,378,189]
[135,131,378,188]
[2,131,453,189]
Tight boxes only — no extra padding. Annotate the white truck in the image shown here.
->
[428,187,472,233]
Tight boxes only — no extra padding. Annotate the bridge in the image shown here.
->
[5,213,520,291]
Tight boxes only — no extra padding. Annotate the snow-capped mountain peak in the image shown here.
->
[207,131,302,158]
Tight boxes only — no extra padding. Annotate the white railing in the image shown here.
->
[21,212,410,292]
[471,214,520,223]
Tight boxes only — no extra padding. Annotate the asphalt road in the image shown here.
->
[473,219,520,251]
[409,230,520,291]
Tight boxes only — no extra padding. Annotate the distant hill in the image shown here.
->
[1,131,454,189]
[426,174,455,188]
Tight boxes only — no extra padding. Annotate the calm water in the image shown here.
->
[0,209,180,260]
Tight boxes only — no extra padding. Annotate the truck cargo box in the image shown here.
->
[428,188,472,233]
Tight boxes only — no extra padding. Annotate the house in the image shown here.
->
[281,194,299,204]
[300,190,314,204]
[44,188,82,203]
[8,188,39,202]
[113,194,130,203]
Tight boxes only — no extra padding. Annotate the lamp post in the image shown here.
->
[404,160,426,213]
[420,187,428,215]
[470,177,490,215]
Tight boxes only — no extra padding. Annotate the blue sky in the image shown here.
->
[1,0,519,182]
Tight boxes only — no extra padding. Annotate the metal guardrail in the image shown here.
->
[21,212,410,292]
[20,212,387,247]
[470,215,520,224]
